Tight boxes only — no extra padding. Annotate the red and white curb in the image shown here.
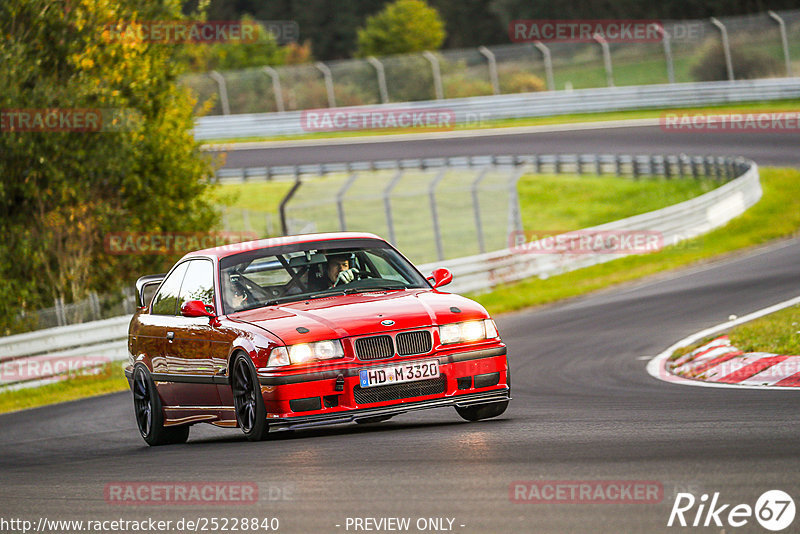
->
[670,335,800,386]
[647,295,800,390]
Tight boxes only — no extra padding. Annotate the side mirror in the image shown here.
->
[181,300,215,318]
[430,268,453,289]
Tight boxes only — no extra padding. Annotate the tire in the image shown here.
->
[132,365,190,446]
[455,400,509,422]
[231,353,270,441]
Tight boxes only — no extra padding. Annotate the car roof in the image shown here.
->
[180,231,385,261]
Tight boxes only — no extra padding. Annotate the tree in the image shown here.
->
[356,0,446,57]
[0,0,218,333]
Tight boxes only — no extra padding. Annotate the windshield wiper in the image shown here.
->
[343,285,406,294]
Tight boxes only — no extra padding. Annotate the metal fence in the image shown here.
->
[215,153,743,266]
[184,9,800,117]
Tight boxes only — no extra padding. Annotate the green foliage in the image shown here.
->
[356,0,446,57]
[182,15,290,73]
[729,304,800,355]
[500,72,546,93]
[0,0,219,334]
[690,38,780,81]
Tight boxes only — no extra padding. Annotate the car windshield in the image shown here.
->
[219,239,429,314]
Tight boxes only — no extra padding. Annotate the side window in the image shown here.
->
[151,262,189,315]
[179,260,215,308]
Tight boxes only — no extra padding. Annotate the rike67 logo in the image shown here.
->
[668,490,795,531]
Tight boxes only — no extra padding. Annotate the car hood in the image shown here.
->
[229,289,488,345]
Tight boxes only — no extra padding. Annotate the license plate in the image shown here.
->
[359,360,439,388]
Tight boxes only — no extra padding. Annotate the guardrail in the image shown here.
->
[0,316,130,390]
[0,154,759,390]
[194,78,800,140]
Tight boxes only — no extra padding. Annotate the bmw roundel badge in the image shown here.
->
[381,319,395,326]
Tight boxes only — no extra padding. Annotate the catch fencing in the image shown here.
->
[185,9,800,118]
[217,153,746,266]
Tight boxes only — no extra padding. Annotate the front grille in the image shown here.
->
[396,330,432,356]
[353,376,447,404]
[355,335,394,360]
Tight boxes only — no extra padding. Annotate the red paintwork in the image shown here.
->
[180,300,215,318]
[126,232,509,430]
[431,267,453,289]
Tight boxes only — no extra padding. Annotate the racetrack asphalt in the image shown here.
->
[1,127,799,533]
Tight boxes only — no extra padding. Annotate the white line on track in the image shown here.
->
[646,294,800,390]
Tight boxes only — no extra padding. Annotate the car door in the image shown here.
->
[165,258,226,407]
[146,261,190,406]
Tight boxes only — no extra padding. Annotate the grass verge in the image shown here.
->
[0,364,129,415]
[473,167,800,315]
[728,304,800,355]
[669,303,800,361]
[201,99,800,145]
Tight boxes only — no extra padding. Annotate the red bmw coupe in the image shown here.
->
[125,232,510,445]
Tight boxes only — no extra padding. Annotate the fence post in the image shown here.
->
[470,167,491,254]
[89,292,101,320]
[654,25,675,84]
[533,41,556,91]
[423,51,444,100]
[383,168,404,244]
[263,66,285,112]
[478,46,500,95]
[55,297,66,327]
[367,56,390,104]
[768,11,793,76]
[710,18,734,81]
[337,168,359,232]
[209,71,230,115]
[279,167,302,236]
[428,168,448,261]
[507,167,524,239]
[593,34,614,87]
[315,62,337,108]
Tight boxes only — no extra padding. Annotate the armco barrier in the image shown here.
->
[0,155,760,389]
[0,316,130,389]
[194,78,800,140]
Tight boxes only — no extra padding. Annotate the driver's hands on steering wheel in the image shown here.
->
[334,267,359,286]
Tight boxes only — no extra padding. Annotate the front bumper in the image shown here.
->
[257,345,510,428]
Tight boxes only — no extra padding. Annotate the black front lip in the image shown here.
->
[267,387,511,431]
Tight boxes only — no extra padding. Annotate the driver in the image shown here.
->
[309,252,359,291]
[226,276,250,312]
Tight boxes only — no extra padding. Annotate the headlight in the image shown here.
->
[438,319,499,344]
[267,340,344,367]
